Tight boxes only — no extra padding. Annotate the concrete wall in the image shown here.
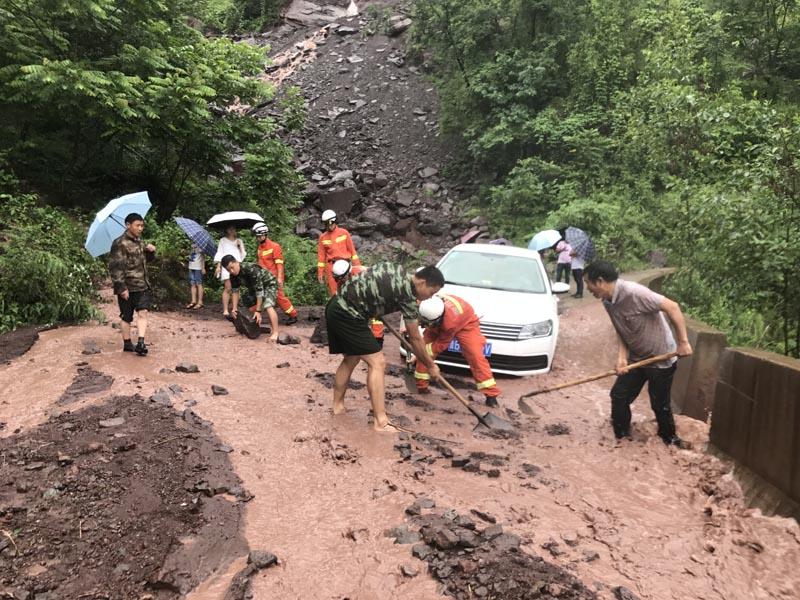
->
[636,270,800,517]
[710,348,800,509]
[671,318,727,421]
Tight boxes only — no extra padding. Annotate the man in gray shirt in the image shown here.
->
[584,261,693,446]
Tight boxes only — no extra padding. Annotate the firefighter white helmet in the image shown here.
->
[418,296,445,326]
[332,259,351,280]
[321,209,337,222]
[252,222,269,235]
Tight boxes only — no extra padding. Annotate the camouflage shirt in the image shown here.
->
[108,232,154,294]
[336,262,419,321]
[230,263,279,308]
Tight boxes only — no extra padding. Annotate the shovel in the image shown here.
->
[383,321,513,431]
[517,351,679,414]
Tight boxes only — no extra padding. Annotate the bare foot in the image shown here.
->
[333,400,345,415]
[268,335,278,342]
[373,420,404,433]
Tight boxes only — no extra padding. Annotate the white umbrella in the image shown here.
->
[207,211,264,231]
[528,229,562,251]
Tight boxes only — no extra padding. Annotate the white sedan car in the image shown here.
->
[413,243,568,376]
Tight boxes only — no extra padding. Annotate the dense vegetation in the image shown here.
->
[0,0,324,333]
[413,0,800,356]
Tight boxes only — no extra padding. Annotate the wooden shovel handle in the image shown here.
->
[520,351,679,399]
[382,320,491,428]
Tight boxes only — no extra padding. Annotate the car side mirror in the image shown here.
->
[551,282,570,294]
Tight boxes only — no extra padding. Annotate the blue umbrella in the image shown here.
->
[528,229,562,251]
[174,217,217,257]
[85,191,152,257]
[565,226,596,262]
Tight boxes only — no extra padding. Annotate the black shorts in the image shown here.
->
[326,298,382,356]
[118,290,151,323]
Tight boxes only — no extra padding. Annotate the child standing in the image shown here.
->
[186,245,205,309]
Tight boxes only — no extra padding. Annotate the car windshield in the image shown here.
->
[438,250,547,293]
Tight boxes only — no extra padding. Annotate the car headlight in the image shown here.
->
[518,319,553,339]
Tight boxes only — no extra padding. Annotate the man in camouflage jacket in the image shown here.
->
[108,212,156,355]
[221,255,280,342]
[326,263,444,432]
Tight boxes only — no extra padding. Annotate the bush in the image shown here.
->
[0,191,103,332]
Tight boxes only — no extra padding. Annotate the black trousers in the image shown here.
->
[609,365,676,440]
[572,268,584,295]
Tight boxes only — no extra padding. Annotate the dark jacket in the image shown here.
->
[108,232,154,294]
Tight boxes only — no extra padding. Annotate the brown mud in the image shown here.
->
[0,326,42,364]
[0,392,249,599]
[2,285,800,600]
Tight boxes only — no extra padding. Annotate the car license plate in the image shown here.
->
[448,339,492,357]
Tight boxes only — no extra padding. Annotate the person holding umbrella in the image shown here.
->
[173,217,218,310]
[108,213,156,355]
[184,244,206,309]
[564,226,595,298]
[213,225,246,317]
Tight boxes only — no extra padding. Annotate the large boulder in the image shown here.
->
[361,205,396,232]
[319,187,360,217]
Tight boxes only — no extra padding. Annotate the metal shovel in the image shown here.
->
[517,351,679,414]
[383,321,513,431]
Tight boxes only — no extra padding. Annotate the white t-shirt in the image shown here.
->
[214,237,246,281]
[571,256,585,270]
[188,246,203,270]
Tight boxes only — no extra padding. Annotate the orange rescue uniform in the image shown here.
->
[334,265,384,341]
[414,294,500,397]
[257,238,297,318]
[317,226,360,295]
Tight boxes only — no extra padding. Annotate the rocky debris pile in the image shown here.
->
[0,393,248,599]
[56,365,113,405]
[386,506,599,600]
[292,429,360,464]
[545,423,572,436]
[310,318,328,344]
[224,550,280,600]
[306,369,365,389]
[250,2,498,262]
[0,325,41,363]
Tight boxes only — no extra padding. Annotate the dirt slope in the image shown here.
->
[244,0,485,260]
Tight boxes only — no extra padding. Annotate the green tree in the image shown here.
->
[0,0,280,218]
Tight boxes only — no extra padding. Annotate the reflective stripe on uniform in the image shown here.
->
[322,240,333,245]
[414,371,430,380]
[440,293,464,314]
[286,304,294,313]
[425,343,434,356]
[261,249,273,255]
[317,262,326,267]
[476,378,496,390]
[351,253,359,260]
[275,259,284,264]
[335,235,348,242]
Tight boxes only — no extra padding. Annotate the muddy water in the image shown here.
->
[2,287,799,600]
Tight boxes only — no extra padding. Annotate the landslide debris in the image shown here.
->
[0,394,248,599]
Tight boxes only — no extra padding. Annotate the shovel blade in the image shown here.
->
[402,371,419,394]
[475,411,514,431]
